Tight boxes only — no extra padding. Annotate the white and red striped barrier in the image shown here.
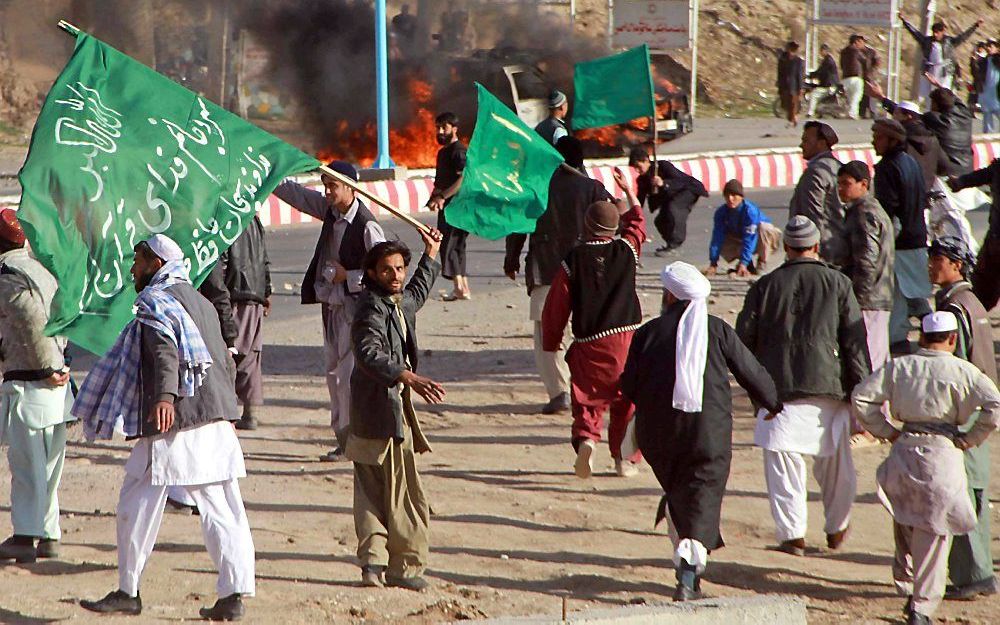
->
[259,140,1000,227]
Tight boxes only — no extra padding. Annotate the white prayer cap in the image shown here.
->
[922,311,958,334]
[661,262,711,301]
[897,100,922,116]
[144,234,184,262]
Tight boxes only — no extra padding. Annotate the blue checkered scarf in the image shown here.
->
[75,260,213,440]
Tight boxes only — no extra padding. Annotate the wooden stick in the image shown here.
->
[318,165,431,234]
[561,596,568,621]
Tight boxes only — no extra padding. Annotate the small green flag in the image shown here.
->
[572,45,656,130]
[445,84,564,240]
[18,31,320,356]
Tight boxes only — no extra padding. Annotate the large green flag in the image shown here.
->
[572,45,656,130]
[18,31,320,355]
[445,84,564,241]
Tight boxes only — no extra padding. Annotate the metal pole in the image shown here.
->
[607,0,614,50]
[374,0,395,168]
[908,0,935,101]
[689,0,698,118]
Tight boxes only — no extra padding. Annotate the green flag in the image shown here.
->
[18,31,320,356]
[445,84,564,241]
[572,45,656,130]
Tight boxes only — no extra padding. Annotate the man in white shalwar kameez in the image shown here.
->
[76,235,255,621]
[851,312,1000,625]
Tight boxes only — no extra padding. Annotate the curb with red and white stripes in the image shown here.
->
[258,139,1000,228]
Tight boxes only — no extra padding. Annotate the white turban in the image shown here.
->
[661,262,712,412]
[145,234,185,262]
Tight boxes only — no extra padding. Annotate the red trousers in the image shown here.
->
[566,332,642,462]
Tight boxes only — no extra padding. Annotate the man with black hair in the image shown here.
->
[840,35,867,120]
[628,147,708,255]
[790,121,845,264]
[346,227,443,591]
[898,12,984,101]
[427,111,470,301]
[806,44,840,118]
[927,236,1000,600]
[275,160,386,462]
[505,136,611,415]
[777,41,805,127]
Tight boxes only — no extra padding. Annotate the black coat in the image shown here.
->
[221,216,272,305]
[901,18,980,79]
[621,304,780,549]
[637,161,708,213]
[349,255,440,441]
[198,264,238,348]
[873,146,927,250]
[504,168,611,292]
[776,53,805,93]
[953,159,1000,237]
[881,97,975,176]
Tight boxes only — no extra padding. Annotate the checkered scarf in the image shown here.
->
[75,260,213,440]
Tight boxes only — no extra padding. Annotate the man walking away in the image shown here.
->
[621,262,782,601]
[777,41,805,127]
[274,161,386,462]
[221,216,272,430]
[78,235,254,621]
[0,209,73,564]
[947,157,1000,311]
[790,121,845,265]
[837,161,895,377]
[927,237,1000,601]
[534,90,570,146]
[347,228,443,591]
[851,312,1000,625]
[426,112,470,301]
[505,137,611,415]
[737,216,869,557]
[871,119,931,353]
[542,170,644,478]
[705,179,781,277]
[840,35,867,120]
[629,147,709,256]
[807,44,840,118]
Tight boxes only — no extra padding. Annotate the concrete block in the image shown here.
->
[455,595,807,625]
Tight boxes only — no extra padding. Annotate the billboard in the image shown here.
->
[814,0,897,27]
[612,0,691,51]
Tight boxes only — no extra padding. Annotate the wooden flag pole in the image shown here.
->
[318,165,431,234]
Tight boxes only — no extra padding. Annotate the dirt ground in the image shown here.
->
[1,266,999,625]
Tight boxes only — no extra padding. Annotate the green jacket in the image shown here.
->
[736,257,871,402]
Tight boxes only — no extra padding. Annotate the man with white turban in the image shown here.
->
[76,234,255,621]
[621,262,782,601]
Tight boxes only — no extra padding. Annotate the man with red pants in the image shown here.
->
[542,169,644,478]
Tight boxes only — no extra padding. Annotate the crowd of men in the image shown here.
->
[1,38,1000,625]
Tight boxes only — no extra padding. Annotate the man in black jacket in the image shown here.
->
[899,12,984,100]
[872,119,932,353]
[807,44,840,118]
[737,216,870,557]
[346,228,443,591]
[949,158,1000,311]
[777,41,805,126]
[629,147,709,255]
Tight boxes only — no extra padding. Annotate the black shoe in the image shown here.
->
[165,497,199,515]
[945,576,999,600]
[80,590,142,615]
[319,447,346,462]
[385,575,430,591]
[36,538,59,559]
[235,416,258,431]
[0,536,36,563]
[541,392,570,415]
[907,611,931,625]
[672,583,704,601]
[199,593,245,621]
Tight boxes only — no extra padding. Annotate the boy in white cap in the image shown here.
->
[76,234,255,621]
[621,262,782,601]
[851,311,1000,625]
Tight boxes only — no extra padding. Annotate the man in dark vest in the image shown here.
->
[505,137,611,415]
[542,169,644,478]
[426,111,470,301]
[928,237,1000,601]
[274,161,386,461]
[534,90,570,146]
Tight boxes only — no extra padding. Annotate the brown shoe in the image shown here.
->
[777,538,806,556]
[827,526,850,550]
[361,565,385,588]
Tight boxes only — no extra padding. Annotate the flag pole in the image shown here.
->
[57,20,80,36]
[318,165,431,235]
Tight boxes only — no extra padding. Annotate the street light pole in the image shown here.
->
[374,0,395,168]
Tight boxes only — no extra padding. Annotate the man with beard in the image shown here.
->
[347,227,443,591]
[621,262,781,601]
[275,161,386,462]
[77,235,254,620]
[505,137,611,415]
[927,237,1000,600]
[628,147,709,256]
[789,121,845,265]
[426,112,470,301]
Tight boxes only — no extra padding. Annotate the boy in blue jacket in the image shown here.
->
[706,179,782,277]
